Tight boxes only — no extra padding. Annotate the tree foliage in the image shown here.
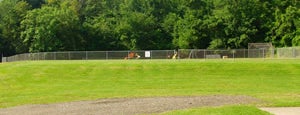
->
[0,0,30,54]
[21,1,83,52]
[0,0,300,56]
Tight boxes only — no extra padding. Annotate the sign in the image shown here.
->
[145,51,151,58]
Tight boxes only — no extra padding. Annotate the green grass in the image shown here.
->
[160,105,272,115]
[0,59,299,108]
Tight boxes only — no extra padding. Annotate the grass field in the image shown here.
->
[0,59,299,113]
[161,105,272,115]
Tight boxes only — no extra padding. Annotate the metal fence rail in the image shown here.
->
[178,49,274,59]
[277,47,300,58]
[1,48,299,62]
[2,50,177,62]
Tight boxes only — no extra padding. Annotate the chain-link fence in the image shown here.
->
[277,47,300,58]
[1,50,177,62]
[178,49,274,59]
[2,48,299,62]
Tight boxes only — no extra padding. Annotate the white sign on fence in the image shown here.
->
[145,51,151,58]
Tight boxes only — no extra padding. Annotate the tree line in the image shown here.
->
[0,0,299,56]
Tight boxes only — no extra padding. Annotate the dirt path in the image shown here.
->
[0,95,260,115]
[260,107,300,115]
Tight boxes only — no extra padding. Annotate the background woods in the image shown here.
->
[0,0,299,56]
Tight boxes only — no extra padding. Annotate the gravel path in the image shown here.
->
[0,95,260,115]
[260,107,300,115]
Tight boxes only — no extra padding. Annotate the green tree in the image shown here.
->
[116,0,173,50]
[2,0,300,55]
[25,0,45,8]
[0,0,31,54]
[269,0,300,47]
[171,0,213,49]
[207,0,279,49]
[81,0,125,50]
[222,0,270,48]
[21,1,83,52]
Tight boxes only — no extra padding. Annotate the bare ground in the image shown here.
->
[0,95,261,115]
[260,107,300,115]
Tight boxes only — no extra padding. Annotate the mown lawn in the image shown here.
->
[0,59,299,110]
[160,105,272,115]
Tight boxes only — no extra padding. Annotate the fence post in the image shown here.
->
[68,52,71,60]
[177,49,180,60]
[272,48,274,58]
[277,48,279,58]
[44,52,46,60]
[151,50,153,60]
[233,50,235,60]
[106,51,108,60]
[248,49,250,58]
[54,52,56,60]
[244,49,246,58]
[293,48,296,58]
[263,49,265,59]
[86,51,88,60]
[204,49,206,60]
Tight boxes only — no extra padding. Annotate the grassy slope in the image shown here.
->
[160,105,271,115]
[0,59,299,108]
